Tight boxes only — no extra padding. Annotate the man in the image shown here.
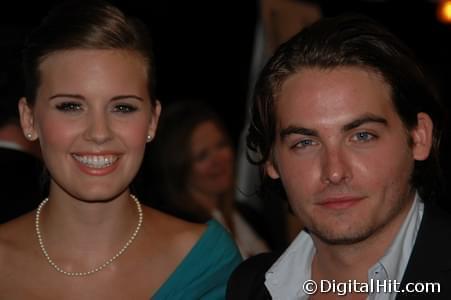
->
[227,14,450,299]
[0,31,43,223]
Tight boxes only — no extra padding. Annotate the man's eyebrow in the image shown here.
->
[280,126,318,140]
[279,114,388,140]
[342,114,388,132]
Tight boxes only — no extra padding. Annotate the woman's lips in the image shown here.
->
[71,153,121,176]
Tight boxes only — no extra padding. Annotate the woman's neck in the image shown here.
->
[39,188,140,256]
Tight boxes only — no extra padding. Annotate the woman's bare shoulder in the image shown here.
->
[0,212,35,244]
[0,212,35,248]
[142,206,207,255]
[0,212,36,276]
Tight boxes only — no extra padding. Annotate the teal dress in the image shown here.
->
[152,220,242,299]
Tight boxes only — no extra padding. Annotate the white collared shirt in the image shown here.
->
[265,194,424,300]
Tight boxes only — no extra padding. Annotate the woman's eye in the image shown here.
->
[56,102,82,112]
[113,104,137,113]
[352,131,377,142]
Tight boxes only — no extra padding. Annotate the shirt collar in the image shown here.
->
[368,193,424,289]
[265,229,315,299]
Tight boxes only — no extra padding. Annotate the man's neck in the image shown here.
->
[311,196,415,283]
[312,239,379,283]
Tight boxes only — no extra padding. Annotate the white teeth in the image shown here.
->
[72,154,118,169]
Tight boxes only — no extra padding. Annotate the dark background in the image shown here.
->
[1,0,451,150]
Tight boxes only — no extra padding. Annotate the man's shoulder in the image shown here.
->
[411,202,451,257]
[232,252,280,276]
[421,202,451,235]
[226,252,280,299]
[398,202,451,299]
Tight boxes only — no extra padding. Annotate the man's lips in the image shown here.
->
[317,196,365,209]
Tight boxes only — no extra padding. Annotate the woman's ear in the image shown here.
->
[147,100,161,141]
[411,112,433,161]
[18,97,38,141]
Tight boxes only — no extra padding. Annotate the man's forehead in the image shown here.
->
[273,67,396,130]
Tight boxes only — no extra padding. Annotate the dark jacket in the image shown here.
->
[227,203,451,299]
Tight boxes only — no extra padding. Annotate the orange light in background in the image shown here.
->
[437,0,451,24]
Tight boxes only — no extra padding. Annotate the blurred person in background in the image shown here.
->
[136,101,271,258]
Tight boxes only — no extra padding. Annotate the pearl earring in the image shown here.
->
[26,133,33,140]
[146,135,152,142]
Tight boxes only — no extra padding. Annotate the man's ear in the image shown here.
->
[265,154,280,179]
[147,100,161,141]
[411,112,433,161]
[18,97,38,141]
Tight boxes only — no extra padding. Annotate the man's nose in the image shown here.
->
[320,146,352,185]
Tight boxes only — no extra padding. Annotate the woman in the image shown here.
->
[0,1,241,299]
[137,101,270,258]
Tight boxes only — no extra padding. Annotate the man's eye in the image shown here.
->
[113,104,137,113]
[56,102,82,112]
[293,139,316,149]
[352,131,377,142]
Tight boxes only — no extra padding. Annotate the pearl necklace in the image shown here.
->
[35,194,143,276]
